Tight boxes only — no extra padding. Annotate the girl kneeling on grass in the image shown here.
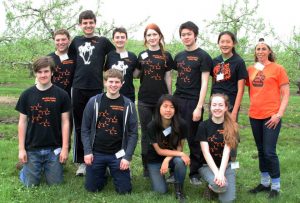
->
[196,93,239,202]
[146,94,190,202]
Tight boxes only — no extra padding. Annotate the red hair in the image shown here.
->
[143,23,166,64]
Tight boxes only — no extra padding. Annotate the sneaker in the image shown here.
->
[190,177,202,186]
[249,184,270,194]
[76,163,86,176]
[268,190,279,198]
[166,174,175,184]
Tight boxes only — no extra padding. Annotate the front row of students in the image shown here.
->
[15,59,236,201]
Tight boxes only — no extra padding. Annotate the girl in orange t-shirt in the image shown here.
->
[246,38,289,199]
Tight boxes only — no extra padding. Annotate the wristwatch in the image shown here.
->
[276,114,281,119]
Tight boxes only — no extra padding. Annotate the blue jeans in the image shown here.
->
[250,117,281,178]
[147,157,187,193]
[20,148,63,187]
[199,163,236,203]
[85,152,131,194]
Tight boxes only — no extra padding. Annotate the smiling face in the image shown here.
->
[255,43,271,63]
[160,100,175,121]
[218,34,235,57]
[180,28,196,48]
[104,77,122,97]
[80,19,96,37]
[113,32,127,50]
[210,96,228,119]
[35,66,52,86]
[54,34,70,54]
[145,29,160,49]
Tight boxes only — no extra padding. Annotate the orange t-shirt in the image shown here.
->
[246,63,289,119]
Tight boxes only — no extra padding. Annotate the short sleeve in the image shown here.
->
[195,121,207,142]
[278,66,289,86]
[146,121,157,144]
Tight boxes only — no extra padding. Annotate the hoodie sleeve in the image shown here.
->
[123,102,138,161]
[81,97,95,155]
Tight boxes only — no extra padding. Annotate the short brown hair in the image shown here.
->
[112,27,128,39]
[33,56,55,73]
[104,69,123,82]
[54,29,70,39]
[79,10,96,24]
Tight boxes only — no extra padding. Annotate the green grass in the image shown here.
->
[1,67,300,202]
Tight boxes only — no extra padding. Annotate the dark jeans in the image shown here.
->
[72,88,102,163]
[138,101,156,169]
[85,152,131,194]
[175,96,204,178]
[249,117,281,179]
[148,157,187,193]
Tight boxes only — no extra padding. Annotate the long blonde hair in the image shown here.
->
[210,93,239,149]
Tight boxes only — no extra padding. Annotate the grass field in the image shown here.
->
[1,66,300,203]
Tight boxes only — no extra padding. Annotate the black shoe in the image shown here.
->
[203,185,217,201]
[174,183,186,203]
[249,184,271,194]
[268,190,279,199]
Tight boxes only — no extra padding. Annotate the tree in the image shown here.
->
[201,0,270,57]
[2,0,85,41]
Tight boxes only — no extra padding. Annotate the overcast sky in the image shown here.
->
[1,0,299,43]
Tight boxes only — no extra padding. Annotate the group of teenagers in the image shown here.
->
[15,10,290,203]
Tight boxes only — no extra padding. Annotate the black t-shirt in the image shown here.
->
[104,50,138,102]
[146,119,187,163]
[195,118,226,167]
[137,49,174,104]
[15,85,71,150]
[174,48,213,100]
[48,52,75,97]
[93,94,124,154]
[211,53,248,108]
[68,35,115,89]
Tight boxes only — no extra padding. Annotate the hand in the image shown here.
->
[84,154,94,165]
[160,159,169,175]
[120,159,130,170]
[59,148,69,164]
[180,153,190,166]
[214,172,227,187]
[265,114,280,129]
[19,149,27,164]
[192,107,202,122]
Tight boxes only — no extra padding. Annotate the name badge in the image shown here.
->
[59,53,69,62]
[216,73,224,81]
[163,126,171,137]
[141,52,148,59]
[231,161,239,169]
[115,149,126,159]
[120,51,128,59]
[54,147,62,155]
[254,62,264,71]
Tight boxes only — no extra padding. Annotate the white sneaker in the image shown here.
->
[76,163,86,176]
[190,177,202,186]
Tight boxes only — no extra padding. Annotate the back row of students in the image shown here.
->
[16,10,289,202]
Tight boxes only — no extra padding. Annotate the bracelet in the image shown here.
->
[276,114,281,120]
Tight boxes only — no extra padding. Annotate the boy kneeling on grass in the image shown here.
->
[81,69,138,194]
[16,56,71,187]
